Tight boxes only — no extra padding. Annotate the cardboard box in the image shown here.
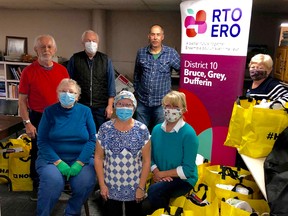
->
[115,74,134,93]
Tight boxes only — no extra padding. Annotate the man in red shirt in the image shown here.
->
[18,34,69,201]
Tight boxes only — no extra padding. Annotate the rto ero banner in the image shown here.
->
[180,0,253,165]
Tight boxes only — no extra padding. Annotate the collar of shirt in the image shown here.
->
[146,45,167,54]
[161,118,185,133]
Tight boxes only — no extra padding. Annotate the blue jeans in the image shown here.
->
[36,158,96,216]
[135,101,164,131]
[145,178,192,214]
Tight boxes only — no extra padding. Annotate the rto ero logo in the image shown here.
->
[184,9,207,37]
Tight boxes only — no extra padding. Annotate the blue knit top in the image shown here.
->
[37,102,96,165]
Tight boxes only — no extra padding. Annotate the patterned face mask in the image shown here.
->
[164,108,182,122]
[249,69,267,81]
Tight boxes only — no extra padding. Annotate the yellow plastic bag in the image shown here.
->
[220,198,270,216]
[0,141,12,184]
[239,104,288,158]
[0,134,31,184]
[224,97,255,148]
[183,184,219,216]
[171,183,219,216]
[1,134,33,191]
[204,165,251,190]
[195,160,211,186]
[8,154,33,191]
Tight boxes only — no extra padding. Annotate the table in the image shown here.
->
[0,115,24,140]
[240,153,267,200]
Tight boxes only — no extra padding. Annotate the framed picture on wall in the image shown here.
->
[5,36,27,57]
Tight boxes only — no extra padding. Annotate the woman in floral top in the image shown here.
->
[94,90,151,216]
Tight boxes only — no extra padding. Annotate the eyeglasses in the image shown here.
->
[116,102,134,108]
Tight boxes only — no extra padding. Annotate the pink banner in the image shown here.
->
[180,0,253,165]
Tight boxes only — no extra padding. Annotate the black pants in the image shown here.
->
[103,199,143,216]
[29,110,43,189]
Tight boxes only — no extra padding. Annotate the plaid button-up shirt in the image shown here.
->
[133,45,180,107]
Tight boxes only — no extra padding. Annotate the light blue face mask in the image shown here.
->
[59,92,76,107]
[116,107,134,121]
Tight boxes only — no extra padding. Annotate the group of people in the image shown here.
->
[18,24,197,216]
[17,22,288,216]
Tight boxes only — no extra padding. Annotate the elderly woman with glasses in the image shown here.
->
[36,78,97,216]
[95,90,151,216]
[142,90,199,215]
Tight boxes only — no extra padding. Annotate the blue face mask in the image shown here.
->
[116,107,133,121]
[59,92,76,107]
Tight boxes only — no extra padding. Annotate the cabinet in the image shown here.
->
[274,46,288,82]
[0,61,30,100]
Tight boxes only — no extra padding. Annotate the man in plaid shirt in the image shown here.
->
[133,24,180,131]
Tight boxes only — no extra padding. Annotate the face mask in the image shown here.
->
[85,41,98,54]
[164,108,182,122]
[59,92,76,107]
[249,69,267,81]
[116,107,133,121]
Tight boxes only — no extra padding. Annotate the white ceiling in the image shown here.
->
[0,0,287,13]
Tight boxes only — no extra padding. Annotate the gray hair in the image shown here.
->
[33,34,57,51]
[81,30,99,43]
[57,78,81,97]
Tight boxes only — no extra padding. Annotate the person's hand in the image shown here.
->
[160,176,173,182]
[105,105,113,119]
[25,123,37,139]
[56,161,70,176]
[152,170,162,182]
[69,161,83,177]
[136,187,146,203]
[100,184,109,201]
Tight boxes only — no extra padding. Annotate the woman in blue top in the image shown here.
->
[36,78,96,216]
[95,90,151,216]
[143,90,199,215]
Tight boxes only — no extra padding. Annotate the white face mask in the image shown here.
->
[85,41,98,55]
[164,108,182,122]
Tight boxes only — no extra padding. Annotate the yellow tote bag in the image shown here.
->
[239,104,288,158]
[224,97,255,148]
[220,199,270,216]
[195,160,211,186]
[8,154,33,191]
[204,165,251,190]
[0,141,12,184]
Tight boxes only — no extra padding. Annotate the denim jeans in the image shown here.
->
[135,101,164,131]
[144,178,192,214]
[36,157,96,216]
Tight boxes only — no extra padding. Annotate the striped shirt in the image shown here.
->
[133,45,180,107]
[246,76,288,103]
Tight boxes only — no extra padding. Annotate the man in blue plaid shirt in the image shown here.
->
[133,24,180,131]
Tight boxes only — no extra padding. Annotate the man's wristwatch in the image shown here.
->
[23,119,31,125]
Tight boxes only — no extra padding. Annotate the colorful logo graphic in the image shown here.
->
[184,9,207,37]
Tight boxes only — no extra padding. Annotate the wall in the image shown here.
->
[106,11,181,80]
[0,9,92,61]
[0,9,287,79]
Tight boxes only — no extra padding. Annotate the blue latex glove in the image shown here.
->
[56,161,70,176]
[68,161,83,178]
